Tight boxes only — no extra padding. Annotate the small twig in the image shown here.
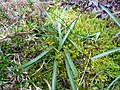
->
[113,32,120,42]
[77,52,91,90]
[113,11,120,15]
[27,76,42,90]
[31,61,45,76]
[43,78,51,90]
[77,59,90,90]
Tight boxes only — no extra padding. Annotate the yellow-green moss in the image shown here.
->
[43,8,120,89]
[1,7,120,89]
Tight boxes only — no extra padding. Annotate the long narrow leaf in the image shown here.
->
[18,47,53,68]
[52,60,58,90]
[64,49,78,77]
[58,7,66,48]
[59,19,77,50]
[68,38,82,53]
[100,5,120,27]
[107,76,120,90]
[65,57,76,90]
[58,7,66,37]
[76,32,100,41]
[45,11,56,27]
[91,47,120,60]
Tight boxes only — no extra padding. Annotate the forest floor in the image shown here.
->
[0,0,120,90]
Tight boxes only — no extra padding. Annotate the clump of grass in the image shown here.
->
[0,5,120,89]
[14,7,79,90]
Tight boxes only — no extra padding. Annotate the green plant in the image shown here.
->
[90,5,120,89]
[0,53,14,82]
[12,7,80,90]
[1,5,120,89]
[100,5,120,27]
[107,76,120,90]
[12,7,120,89]
[91,48,120,60]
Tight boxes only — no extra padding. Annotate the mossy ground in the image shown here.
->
[0,7,120,89]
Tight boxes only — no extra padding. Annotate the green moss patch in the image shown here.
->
[0,8,120,89]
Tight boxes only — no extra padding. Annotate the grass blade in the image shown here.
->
[57,7,66,37]
[45,11,56,27]
[65,57,76,90]
[107,76,120,90]
[18,47,53,68]
[59,19,77,50]
[52,60,58,90]
[91,47,120,60]
[86,32,100,41]
[64,49,78,77]
[57,7,66,49]
[100,5,120,27]
[68,38,82,53]
[76,32,100,41]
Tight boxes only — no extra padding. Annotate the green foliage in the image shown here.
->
[65,57,76,90]
[0,7,120,90]
[64,49,78,77]
[16,47,53,69]
[100,5,120,27]
[52,60,58,90]
[91,48,120,60]
[0,53,13,81]
[107,76,120,90]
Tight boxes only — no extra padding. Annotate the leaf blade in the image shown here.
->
[107,76,120,90]
[59,19,77,49]
[18,47,53,68]
[52,60,58,90]
[64,49,78,77]
[45,11,56,26]
[57,7,67,49]
[68,38,82,53]
[57,7,66,37]
[65,57,76,90]
[91,47,120,60]
[100,5,120,27]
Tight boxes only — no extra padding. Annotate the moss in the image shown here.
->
[0,7,120,89]
[44,8,120,89]
[29,8,120,89]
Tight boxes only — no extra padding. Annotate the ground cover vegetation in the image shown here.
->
[0,0,120,90]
